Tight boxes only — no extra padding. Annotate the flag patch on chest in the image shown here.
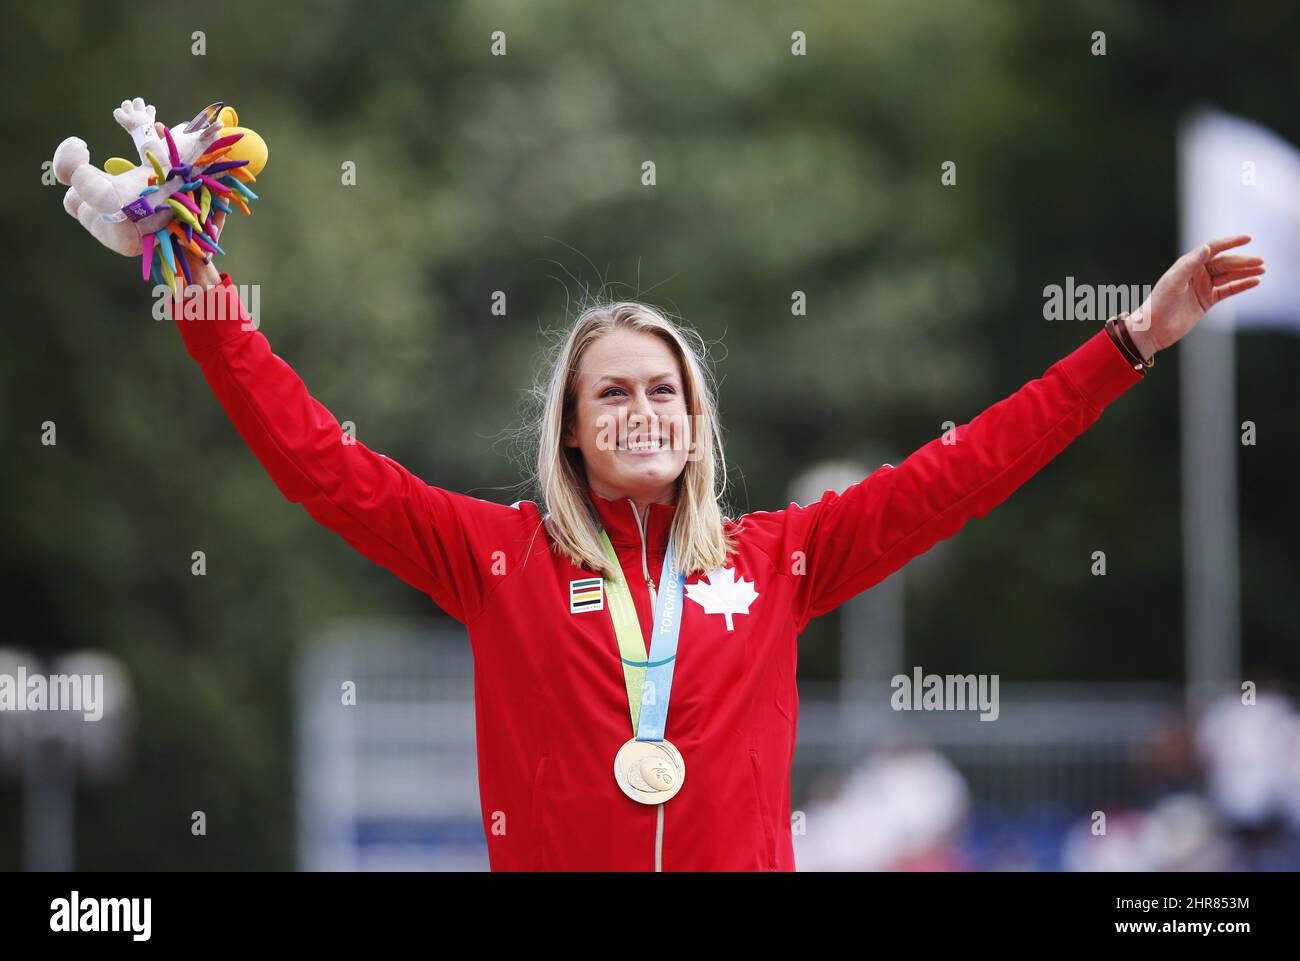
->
[569,577,604,613]
[684,566,759,631]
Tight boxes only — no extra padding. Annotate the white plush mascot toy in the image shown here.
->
[52,97,267,288]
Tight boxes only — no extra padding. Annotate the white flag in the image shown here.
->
[1179,107,1300,332]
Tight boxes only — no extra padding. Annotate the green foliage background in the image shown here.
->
[1,0,1296,868]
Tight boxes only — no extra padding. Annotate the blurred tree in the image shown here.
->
[0,0,1295,868]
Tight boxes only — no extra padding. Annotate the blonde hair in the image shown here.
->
[528,300,738,582]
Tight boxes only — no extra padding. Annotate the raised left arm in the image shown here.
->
[747,238,1264,631]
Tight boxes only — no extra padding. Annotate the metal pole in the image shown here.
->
[23,731,76,872]
[1179,313,1241,716]
[840,569,905,747]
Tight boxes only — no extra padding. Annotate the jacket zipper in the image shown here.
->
[628,499,657,607]
[627,498,664,872]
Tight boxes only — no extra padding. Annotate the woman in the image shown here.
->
[172,210,1262,870]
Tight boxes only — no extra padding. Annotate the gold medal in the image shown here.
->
[614,737,685,805]
[598,529,689,806]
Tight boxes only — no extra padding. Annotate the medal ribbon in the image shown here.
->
[598,529,687,741]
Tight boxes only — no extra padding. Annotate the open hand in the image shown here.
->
[1127,236,1265,357]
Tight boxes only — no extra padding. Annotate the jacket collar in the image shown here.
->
[587,485,677,552]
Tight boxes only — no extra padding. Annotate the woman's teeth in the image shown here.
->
[621,438,663,451]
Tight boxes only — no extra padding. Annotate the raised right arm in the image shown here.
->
[166,273,531,624]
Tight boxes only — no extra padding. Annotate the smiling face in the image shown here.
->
[563,327,691,508]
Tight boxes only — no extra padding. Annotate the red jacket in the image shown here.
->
[171,276,1142,870]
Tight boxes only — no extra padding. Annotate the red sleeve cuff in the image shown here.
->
[169,273,256,358]
[1055,326,1144,410]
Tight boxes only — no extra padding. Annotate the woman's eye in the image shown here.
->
[600,385,674,398]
